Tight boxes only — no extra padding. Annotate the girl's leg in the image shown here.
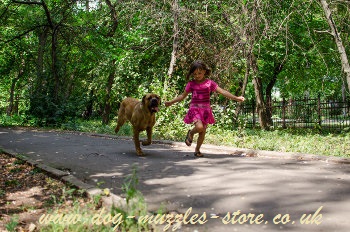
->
[189,120,206,152]
[195,127,206,153]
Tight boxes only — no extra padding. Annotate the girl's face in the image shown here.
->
[193,68,206,83]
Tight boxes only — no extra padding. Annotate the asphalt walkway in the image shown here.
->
[0,127,349,232]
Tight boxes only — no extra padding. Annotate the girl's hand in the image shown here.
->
[165,91,189,107]
[165,101,172,107]
[236,96,245,102]
[216,87,245,102]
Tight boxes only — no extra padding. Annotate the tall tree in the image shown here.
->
[101,0,119,125]
[319,0,350,94]
[8,0,83,124]
[164,0,179,98]
[6,57,26,116]
[242,0,271,129]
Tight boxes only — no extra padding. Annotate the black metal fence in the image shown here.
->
[240,96,350,131]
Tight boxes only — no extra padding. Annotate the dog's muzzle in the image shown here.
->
[150,98,160,113]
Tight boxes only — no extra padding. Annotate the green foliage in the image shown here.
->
[0,0,349,153]
[60,119,117,134]
[80,112,350,158]
[39,165,150,232]
[111,166,149,231]
[122,167,142,205]
[0,114,29,126]
[205,127,350,157]
[5,216,19,232]
[5,179,20,187]
[38,167,152,231]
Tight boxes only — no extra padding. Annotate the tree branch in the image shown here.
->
[319,0,350,92]
[314,29,333,36]
[104,0,118,37]
[2,24,47,43]
[13,0,53,28]
[0,2,11,19]
[40,0,54,28]
[12,0,42,5]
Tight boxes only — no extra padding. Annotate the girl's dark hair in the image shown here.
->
[186,60,211,81]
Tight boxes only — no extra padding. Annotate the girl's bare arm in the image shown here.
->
[165,91,189,107]
[216,86,245,102]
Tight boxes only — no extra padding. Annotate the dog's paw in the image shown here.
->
[136,149,145,156]
[141,140,151,146]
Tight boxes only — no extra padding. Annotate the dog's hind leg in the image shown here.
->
[115,108,126,134]
[114,121,124,134]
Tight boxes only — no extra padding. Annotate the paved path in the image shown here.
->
[0,127,349,232]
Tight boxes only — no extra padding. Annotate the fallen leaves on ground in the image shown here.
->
[0,153,86,231]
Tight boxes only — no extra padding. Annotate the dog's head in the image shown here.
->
[142,93,161,113]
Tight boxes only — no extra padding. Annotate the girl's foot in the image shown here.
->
[194,151,203,157]
[185,130,192,146]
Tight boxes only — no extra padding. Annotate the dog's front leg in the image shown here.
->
[142,126,152,146]
[133,128,144,156]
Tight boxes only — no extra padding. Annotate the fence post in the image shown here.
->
[317,94,321,126]
[282,97,286,129]
[252,98,256,128]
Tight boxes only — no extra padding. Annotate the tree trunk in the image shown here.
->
[265,63,283,125]
[101,0,119,125]
[167,0,179,78]
[234,49,251,120]
[7,77,20,116]
[265,83,275,126]
[51,26,60,103]
[164,0,179,97]
[319,0,350,94]
[7,58,25,116]
[85,0,89,11]
[102,59,116,125]
[40,0,60,103]
[240,0,269,130]
[83,89,94,119]
[36,27,48,90]
[251,54,270,130]
[253,77,269,130]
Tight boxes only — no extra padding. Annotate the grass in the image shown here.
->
[39,167,155,232]
[1,151,153,231]
[1,114,349,158]
[157,119,349,158]
[205,126,350,157]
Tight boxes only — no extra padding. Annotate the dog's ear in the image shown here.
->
[142,95,146,105]
[158,96,162,105]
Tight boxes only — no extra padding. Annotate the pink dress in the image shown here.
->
[184,79,218,125]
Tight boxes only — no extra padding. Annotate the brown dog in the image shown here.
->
[115,93,161,156]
